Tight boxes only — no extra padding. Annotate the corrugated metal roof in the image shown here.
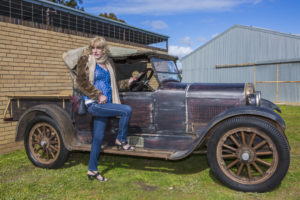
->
[181,24,300,61]
[26,0,169,39]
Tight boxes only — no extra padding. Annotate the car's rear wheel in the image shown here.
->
[24,115,69,169]
[207,116,290,192]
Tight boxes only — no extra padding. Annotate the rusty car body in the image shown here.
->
[4,50,290,192]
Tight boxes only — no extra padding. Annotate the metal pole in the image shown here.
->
[96,21,98,36]
[83,17,85,32]
[254,65,256,88]
[32,4,33,22]
[102,22,104,36]
[46,8,49,25]
[9,0,11,18]
[276,64,279,102]
[123,29,125,41]
[90,19,91,34]
[114,25,116,39]
[166,40,168,52]
[21,0,23,20]
[129,30,131,42]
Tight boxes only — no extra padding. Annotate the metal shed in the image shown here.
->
[181,25,300,104]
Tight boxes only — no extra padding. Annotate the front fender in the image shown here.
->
[260,98,281,113]
[16,104,75,151]
[207,105,285,132]
[170,105,285,160]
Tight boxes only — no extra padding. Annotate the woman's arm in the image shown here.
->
[76,55,102,100]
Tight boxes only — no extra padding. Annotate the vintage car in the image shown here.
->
[4,48,290,192]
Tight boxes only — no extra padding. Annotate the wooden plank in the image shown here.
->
[7,94,71,99]
[256,81,300,83]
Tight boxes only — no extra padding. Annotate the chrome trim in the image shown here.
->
[256,91,261,106]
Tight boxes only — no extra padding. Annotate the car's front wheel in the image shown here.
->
[207,116,290,192]
[24,115,69,169]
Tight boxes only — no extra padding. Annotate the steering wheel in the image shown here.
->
[130,68,154,92]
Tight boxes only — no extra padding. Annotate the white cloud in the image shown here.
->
[211,33,219,38]
[169,45,193,58]
[180,36,193,47]
[87,0,264,15]
[142,20,168,30]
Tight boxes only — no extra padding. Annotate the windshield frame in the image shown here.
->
[150,57,182,85]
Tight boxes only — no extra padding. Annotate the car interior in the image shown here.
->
[114,59,157,92]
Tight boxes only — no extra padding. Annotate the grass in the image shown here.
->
[1,105,300,200]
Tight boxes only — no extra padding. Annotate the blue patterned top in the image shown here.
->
[83,63,112,103]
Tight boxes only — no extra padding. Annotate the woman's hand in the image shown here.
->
[98,94,107,104]
[128,77,138,86]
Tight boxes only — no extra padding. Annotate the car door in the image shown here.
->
[119,92,155,133]
[153,85,186,135]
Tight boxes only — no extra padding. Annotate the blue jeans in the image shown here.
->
[86,102,132,171]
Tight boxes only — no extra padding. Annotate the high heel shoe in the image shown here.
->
[115,140,135,151]
[87,171,108,182]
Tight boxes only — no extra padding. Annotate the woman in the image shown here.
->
[76,37,136,182]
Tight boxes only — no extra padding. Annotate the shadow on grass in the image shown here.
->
[208,169,224,187]
[62,151,209,175]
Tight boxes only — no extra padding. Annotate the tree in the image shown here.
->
[99,12,126,23]
[47,0,84,11]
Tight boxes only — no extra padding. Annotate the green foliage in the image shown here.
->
[0,105,299,200]
[99,12,126,23]
[47,0,84,11]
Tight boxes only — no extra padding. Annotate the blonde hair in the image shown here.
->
[88,37,110,55]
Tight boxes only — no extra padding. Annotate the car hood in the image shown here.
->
[161,81,246,102]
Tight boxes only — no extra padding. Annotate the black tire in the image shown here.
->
[24,115,69,169]
[207,116,290,192]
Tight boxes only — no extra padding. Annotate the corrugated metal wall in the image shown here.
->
[181,25,300,103]
[255,63,300,103]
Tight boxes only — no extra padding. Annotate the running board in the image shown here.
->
[71,144,175,160]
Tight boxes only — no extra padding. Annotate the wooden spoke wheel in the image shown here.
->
[217,127,278,185]
[207,116,290,192]
[25,115,69,169]
[28,122,61,165]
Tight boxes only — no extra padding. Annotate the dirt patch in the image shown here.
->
[134,181,158,191]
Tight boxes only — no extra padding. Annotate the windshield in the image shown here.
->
[150,57,181,83]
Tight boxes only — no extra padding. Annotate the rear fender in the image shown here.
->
[16,104,75,151]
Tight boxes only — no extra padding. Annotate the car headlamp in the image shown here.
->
[247,91,261,106]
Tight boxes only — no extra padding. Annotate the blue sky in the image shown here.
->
[81,0,300,58]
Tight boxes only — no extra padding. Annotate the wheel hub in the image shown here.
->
[237,146,255,163]
[241,152,250,161]
[40,137,49,147]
